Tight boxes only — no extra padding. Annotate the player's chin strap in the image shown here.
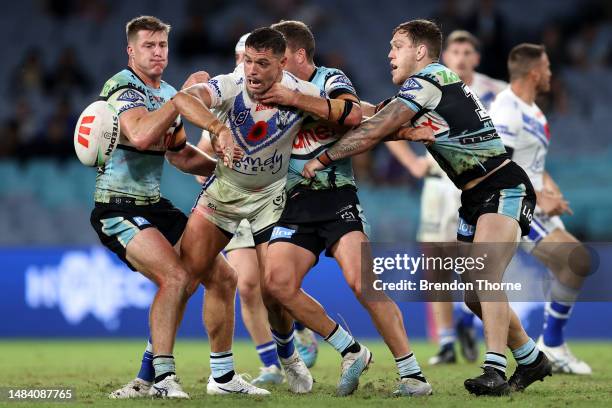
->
[326,98,355,126]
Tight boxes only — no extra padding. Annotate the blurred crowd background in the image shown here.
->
[1,0,611,244]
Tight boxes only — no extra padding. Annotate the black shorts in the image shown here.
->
[268,186,370,260]
[90,197,187,270]
[457,161,536,242]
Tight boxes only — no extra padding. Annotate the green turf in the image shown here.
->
[1,340,610,407]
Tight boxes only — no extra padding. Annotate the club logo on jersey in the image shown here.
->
[117,89,144,103]
[400,78,423,93]
[234,108,251,127]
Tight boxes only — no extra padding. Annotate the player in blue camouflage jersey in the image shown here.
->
[258,20,433,397]
[303,19,552,396]
[90,16,253,399]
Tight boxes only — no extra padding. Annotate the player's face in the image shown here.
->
[283,48,301,77]
[388,31,420,85]
[128,30,168,78]
[534,53,552,93]
[243,46,286,98]
[442,42,479,80]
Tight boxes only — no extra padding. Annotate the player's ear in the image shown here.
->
[279,55,287,68]
[474,52,481,68]
[127,44,134,58]
[416,44,426,61]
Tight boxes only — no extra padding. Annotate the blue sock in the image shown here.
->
[272,327,295,359]
[294,321,306,331]
[439,328,456,349]
[256,341,280,368]
[459,304,475,328]
[324,323,356,355]
[542,301,572,347]
[512,338,539,366]
[137,337,154,382]
[396,352,426,381]
[210,351,235,382]
[483,351,507,375]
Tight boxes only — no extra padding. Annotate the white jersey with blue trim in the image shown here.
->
[202,65,323,190]
[489,87,550,191]
[469,72,507,111]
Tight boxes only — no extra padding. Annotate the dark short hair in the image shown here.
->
[270,20,315,63]
[508,43,546,80]
[393,19,442,60]
[445,30,480,52]
[126,16,171,43]
[245,27,286,57]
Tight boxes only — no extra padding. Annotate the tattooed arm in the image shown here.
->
[326,98,414,160]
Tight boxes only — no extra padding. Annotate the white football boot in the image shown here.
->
[537,336,592,375]
[148,375,190,399]
[108,378,151,399]
[279,350,313,393]
[207,373,271,395]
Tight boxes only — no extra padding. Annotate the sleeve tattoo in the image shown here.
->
[326,98,416,161]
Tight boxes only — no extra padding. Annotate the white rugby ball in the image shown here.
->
[74,101,120,167]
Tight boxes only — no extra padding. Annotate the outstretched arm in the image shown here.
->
[259,83,362,127]
[327,98,417,160]
[171,91,242,166]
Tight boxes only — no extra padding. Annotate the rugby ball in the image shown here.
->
[74,101,120,167]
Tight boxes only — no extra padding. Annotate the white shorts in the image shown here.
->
[520,206,565,252]
[193,176,286,245]
[417,175,461,242]
[225,219,255,251]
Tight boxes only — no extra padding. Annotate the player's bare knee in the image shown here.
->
[263,267,298,304]
[238,277,260,304]
[568,243,592,278]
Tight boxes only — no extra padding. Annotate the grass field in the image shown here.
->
[2,340,611,407]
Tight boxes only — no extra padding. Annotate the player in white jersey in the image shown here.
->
[178,27,326,394]
[490,43,591,375]
[192,33,316,386]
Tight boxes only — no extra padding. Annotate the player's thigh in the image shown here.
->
[126,227,186,286]
[180,211,231,280]
[471,213,519,282]
[330,230,370,294]
[265,241,316,293]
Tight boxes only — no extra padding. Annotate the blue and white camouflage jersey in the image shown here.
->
[286,66,359,192]
[201,64,322,190]
[397,62,509,188]
[490,87,550,191]
[95,68,181,204]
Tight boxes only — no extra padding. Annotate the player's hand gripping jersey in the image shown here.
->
[194,66,323,241]
[202,65,323,190]
[397,63,509,189]
[489,88,550,191]
[286,66,359,192]
[95,68,182,204]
